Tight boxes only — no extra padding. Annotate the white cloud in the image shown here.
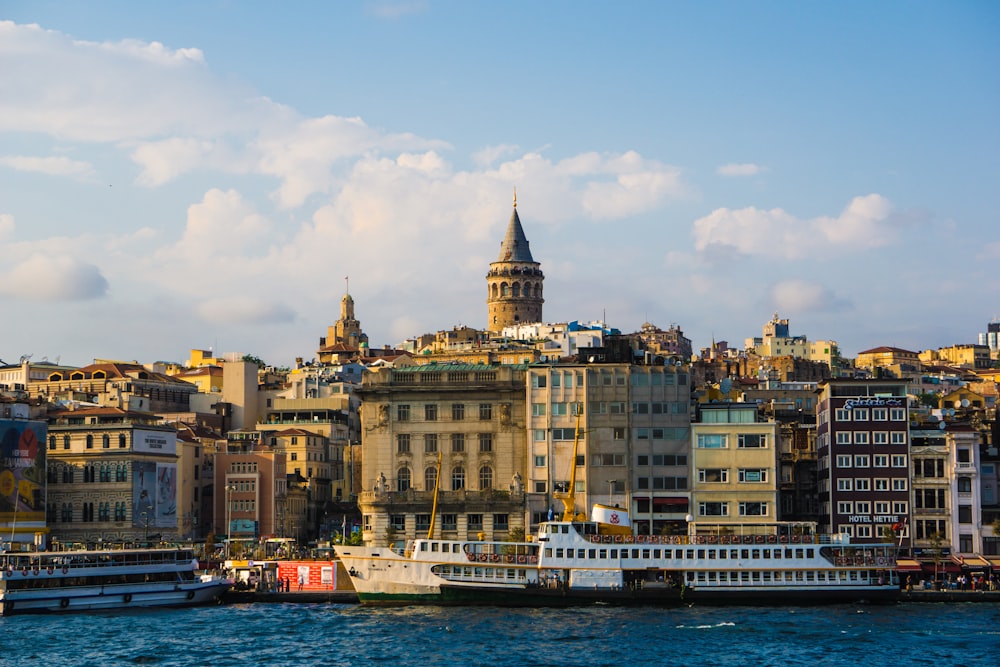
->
[0,20,265,142]
[130,138,215,186]
[0,214,12,239]
[473,144,520,167]
[0,254,107,301]
[196,297,296,325]
[716,163,766,177]
[768,279,850,313]
[174,189,272,257]
[0,155,94,179]
[975,241,1000,261]
[692,194,899,260]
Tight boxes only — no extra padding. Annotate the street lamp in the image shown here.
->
[225,483,237,559]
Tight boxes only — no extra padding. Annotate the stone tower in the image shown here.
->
[325,280,368,349]
[487,191,544,333]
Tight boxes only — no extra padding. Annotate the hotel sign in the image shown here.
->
[847,514,900,524]
[843,397,902,410]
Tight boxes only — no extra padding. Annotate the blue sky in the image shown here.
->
[1,1,997,368]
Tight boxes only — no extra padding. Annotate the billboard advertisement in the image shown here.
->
[132,429,177,456]
[0,419,47,523]
[132,461,177,529]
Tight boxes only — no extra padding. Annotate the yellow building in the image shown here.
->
[690,403,780,531]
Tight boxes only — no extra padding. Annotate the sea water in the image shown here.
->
[1,602,997,666]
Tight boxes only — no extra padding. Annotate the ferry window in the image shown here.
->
[763,550,771,559]
[685,549,693,559]
[752,550,760,558]
[730,550,738,559]
[784,549,793,558]
[741,550,749,559]
[806,572,815,581]
[718,550,727,559]
[581,550,588,559]
[795,572,804,582]
[696,549,704,559]
[763,572,772,582]
[741,572,750,582]
[545,548,552,557]
[556,549,564,558]
[611,549,617,559]
[632,549,639,559]
[708,550,716,560]
[599,549,607,559]
[752,572,761,582]
[431,543,439,552]
[795,549,804,559]
[654,549,662,559]
[806,549,814,558]
[643,549,651,559]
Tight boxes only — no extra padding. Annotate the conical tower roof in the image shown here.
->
[497,198,534,263]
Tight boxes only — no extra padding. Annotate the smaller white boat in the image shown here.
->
[0,546,231,615]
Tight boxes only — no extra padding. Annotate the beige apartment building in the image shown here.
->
[690,403,780,532]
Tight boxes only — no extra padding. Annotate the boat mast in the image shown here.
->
[426,451,443,540]
[554,406,583,521]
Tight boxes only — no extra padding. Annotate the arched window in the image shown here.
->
[501,282,510,297]
[451,466,465,491]
[491,284,499,299]
[479,465,493,490]
[512,282,520,297]
[397,467,411,492]
[102,434,110,449]
[424,466,438,491]
[119,433,127,448]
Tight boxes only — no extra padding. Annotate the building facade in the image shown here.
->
[356,365,529,546]
[817,379,912,548]
[690,403,780,530]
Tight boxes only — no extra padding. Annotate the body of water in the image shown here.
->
[2,602,997,666]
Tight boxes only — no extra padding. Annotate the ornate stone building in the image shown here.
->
[486,193,544,333]
[355,365,529,547]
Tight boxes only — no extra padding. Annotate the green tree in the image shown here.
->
[242,354,266,368]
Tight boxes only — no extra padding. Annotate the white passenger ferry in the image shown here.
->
[0,545,231,615]
[336,502,899,606]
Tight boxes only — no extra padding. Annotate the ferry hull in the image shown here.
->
[436,584,899,607]
[0,580,231,615]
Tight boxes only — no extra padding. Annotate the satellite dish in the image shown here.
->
[954,400,962,409]
[720,378,733,394]
[939,421,946,430]
[961,399,970,408]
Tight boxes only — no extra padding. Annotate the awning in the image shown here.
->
[958,555,991,572]
[919,560,962,574]
[987,557,1000,571]
[653,497,689,507]
[895,558,922,572]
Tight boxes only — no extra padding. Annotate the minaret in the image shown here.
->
[486,190,544,334]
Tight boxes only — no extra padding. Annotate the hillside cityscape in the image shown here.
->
[2,201,998,584]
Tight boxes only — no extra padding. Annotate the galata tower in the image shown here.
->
[486,191,544,333]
